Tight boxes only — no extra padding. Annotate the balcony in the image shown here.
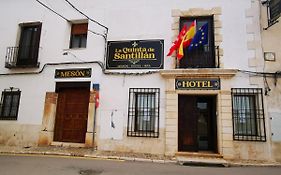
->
[177,46,220,69]
[5,46,40,68]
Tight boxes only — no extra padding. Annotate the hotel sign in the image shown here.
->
[175,78,220,90]
[106,40,164,69]
[55,68,91,78]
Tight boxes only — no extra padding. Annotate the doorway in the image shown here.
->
[54,82,90,143]
[178,95,217,152]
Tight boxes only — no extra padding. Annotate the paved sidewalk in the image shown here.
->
[0,145,280,167]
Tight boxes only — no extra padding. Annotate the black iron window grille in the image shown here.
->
[127,88,160,138]
[263,0,281,29]
[231,88,266,142]
[0,88,21,120]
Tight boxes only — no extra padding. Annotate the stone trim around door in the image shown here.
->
[163,85,235,159]
[38,91,96,147]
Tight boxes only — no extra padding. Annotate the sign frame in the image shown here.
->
[55,68,92,78]
[106,39,164,69]
[175,78,221,90]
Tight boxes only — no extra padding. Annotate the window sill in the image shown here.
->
[63,47,87,52]
[5,62,40,69]
[0,118,17,121]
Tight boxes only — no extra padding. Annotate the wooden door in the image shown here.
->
[178,95,217,152]
[178,95,198,151]
[54,87,90,143]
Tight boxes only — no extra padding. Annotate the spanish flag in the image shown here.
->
[177,20,196,59]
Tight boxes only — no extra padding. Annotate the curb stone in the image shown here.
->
[1,147,281,167]
[119,157,135,161]
[134,158,153,162]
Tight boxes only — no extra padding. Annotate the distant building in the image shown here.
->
[0,0,279,162]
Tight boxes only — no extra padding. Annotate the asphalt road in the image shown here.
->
[0,154,281,175]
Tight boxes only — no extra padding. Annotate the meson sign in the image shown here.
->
[55,68,91,78]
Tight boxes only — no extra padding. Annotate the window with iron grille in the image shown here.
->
[231,88,266,141]
[0,88,21,120]
[263,0,281,29]
[127,88,160,138]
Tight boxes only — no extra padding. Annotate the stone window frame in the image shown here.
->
[171,8,223,68]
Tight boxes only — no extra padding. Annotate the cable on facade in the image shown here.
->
[263,75,271,96]
[35,0,70,22]
[0,61,159,76]
[63,0,108,31]
[88,30,106,40]
[35,0,106,38]
[238,69,281,96]
[238,69,281,78]
[62,0,109,66]
[0,61,103,76]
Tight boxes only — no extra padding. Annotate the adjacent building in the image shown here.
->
[0,0,279,162]
[260,0,281,162]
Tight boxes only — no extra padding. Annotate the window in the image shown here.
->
[70,23,88,48]
[0,88,21,120]
[179,16,216,68]
[127,88,160,137]
[5,22,41,68]
[263,0,281,28]
[231,88,266,141]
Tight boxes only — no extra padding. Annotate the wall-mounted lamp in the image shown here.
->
[264,52,276,61]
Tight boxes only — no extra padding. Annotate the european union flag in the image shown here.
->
[188,22,208,51]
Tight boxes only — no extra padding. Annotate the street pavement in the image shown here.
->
[0,154,281,175]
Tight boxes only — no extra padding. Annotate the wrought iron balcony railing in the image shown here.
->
[176,46,220,69]
[5,46,40,68]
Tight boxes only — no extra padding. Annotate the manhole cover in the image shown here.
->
[79,169,103,175]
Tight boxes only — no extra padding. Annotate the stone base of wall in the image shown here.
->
[96,128,165,155]
[233,141,272,161]
[272,142,281,162]
[0,123,40,147]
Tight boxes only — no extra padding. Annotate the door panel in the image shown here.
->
[54,87,90,143]
[178,96,198,151]
[178,95,217,152]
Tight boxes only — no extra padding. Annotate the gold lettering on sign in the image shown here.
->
[180,80,214,88]
[113,46,156,60]
[58,70,87,78]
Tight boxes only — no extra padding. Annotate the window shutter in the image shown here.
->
[71,23,88,35]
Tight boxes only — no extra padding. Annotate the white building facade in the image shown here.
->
[0,0,277,162]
